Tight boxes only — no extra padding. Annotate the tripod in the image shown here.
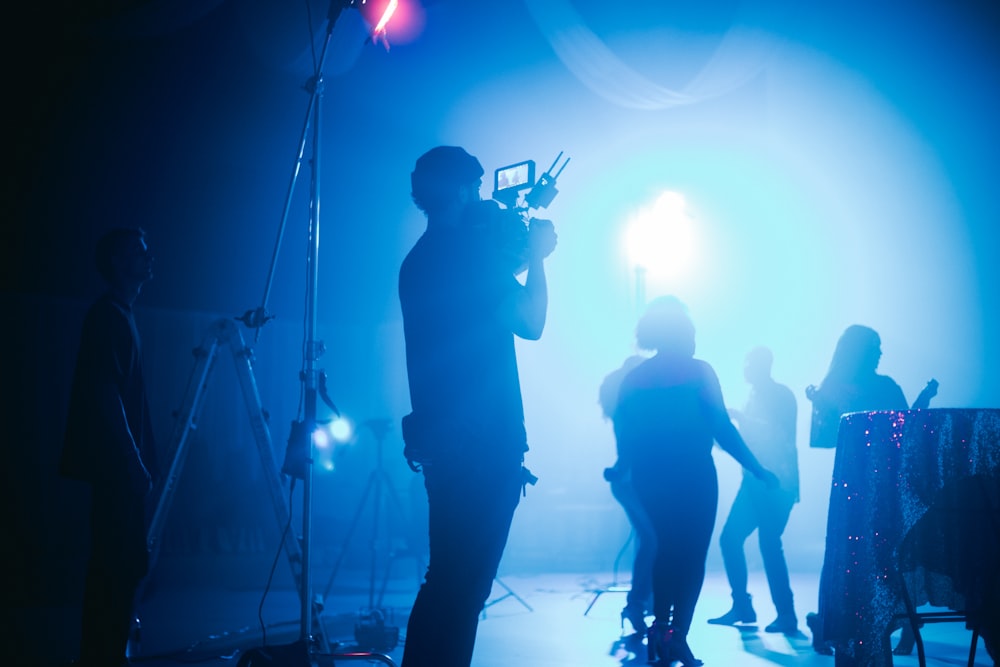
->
[583,529,634,616]
[142,320,400,666]
[322,419,415,613]
[144,317,326,644]
[481,577,533,618]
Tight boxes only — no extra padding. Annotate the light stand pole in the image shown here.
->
[634,264,647,315]
[237,1,399,658]
[287,5,335,647]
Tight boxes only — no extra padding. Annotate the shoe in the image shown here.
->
[669,633,704,667]
[707,593,756,625]
[622,604,648,635]
[765,614,799,634]
[806,612,833,655]
[647,622,703,667]
[647,620,671,664]
[621,629,646,654]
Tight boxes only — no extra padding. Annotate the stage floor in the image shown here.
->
[29,570,992,666]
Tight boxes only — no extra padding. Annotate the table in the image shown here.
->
[817,408,1000,666]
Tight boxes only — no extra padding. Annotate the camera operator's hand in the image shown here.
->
[527,218,557,261]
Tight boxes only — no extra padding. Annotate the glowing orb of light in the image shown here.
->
[626,190,697,280]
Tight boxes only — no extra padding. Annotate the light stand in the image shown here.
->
[236,1,399,664]
[582,529,634,617]
[634,265,647,314]
[320,418,409,653]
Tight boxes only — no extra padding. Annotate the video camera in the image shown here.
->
[478,151,568,275]
[492,151,570,213]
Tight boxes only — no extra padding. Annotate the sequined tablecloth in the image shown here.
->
[818,408,1000,666]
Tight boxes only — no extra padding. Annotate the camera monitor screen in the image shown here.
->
[494,160,535,195]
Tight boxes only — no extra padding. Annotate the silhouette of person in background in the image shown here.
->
[60,227,160,667]
[599,354,656,639]
[804,323,938,655]
[708,346,800,634]
[398,146,557,667]
[805,324,938,450]
[612,296,778,667]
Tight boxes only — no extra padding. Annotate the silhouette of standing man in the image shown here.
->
[398,146,557,667]
[60,227,159,667]
[708,346,799,634]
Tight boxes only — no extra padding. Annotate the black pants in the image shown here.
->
[610,475,656,613]
[401,453,523,667]
[79,485,148,667]
[718,479,796,616]
[636,464,718,637]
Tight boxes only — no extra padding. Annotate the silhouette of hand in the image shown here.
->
[912,378,939,409]
[527,218,557,260]
[755,467,780,489]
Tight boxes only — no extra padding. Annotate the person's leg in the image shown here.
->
[663,470,717,667]
[611,477,656,629]
[708,481,757,625]
[638,498,673,624]
[757,491,797,632]
[806,562,834,655]
[79,556,113,667]
[80,487,147,667]
[633,481,674,663]
[401,455,522,667]
[641,502,674,663]
[670,475,718,637]
[634,461,715,666]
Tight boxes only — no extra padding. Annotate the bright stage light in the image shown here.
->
[356,0,399,48]
[329,415,355,443]
[311,416,355,473]
[369,0,397,36]
[627,190,697,283]
[313,427,331,450]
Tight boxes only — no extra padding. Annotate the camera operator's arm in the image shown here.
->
[501,218,557,340]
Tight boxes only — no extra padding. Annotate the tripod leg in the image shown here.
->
[582,530,634,617]
[482,577,533,619]
[222,320,331,650]
[373,469,423,609]
[145,330,221,574]
[495,577,533,612]
[321,471,379,601]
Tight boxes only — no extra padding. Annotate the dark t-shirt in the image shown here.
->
[740,379,799,496]
[60,292,158,488]
[399,221,527,462]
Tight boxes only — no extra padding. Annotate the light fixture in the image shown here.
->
[626,190,697,309]
[354,0,399,48]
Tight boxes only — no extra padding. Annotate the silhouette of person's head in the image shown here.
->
[410,145,484,216]
[635,295,696,358]
[825,324,883,385]
[744,345,773,386]
[95,227,153,292]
